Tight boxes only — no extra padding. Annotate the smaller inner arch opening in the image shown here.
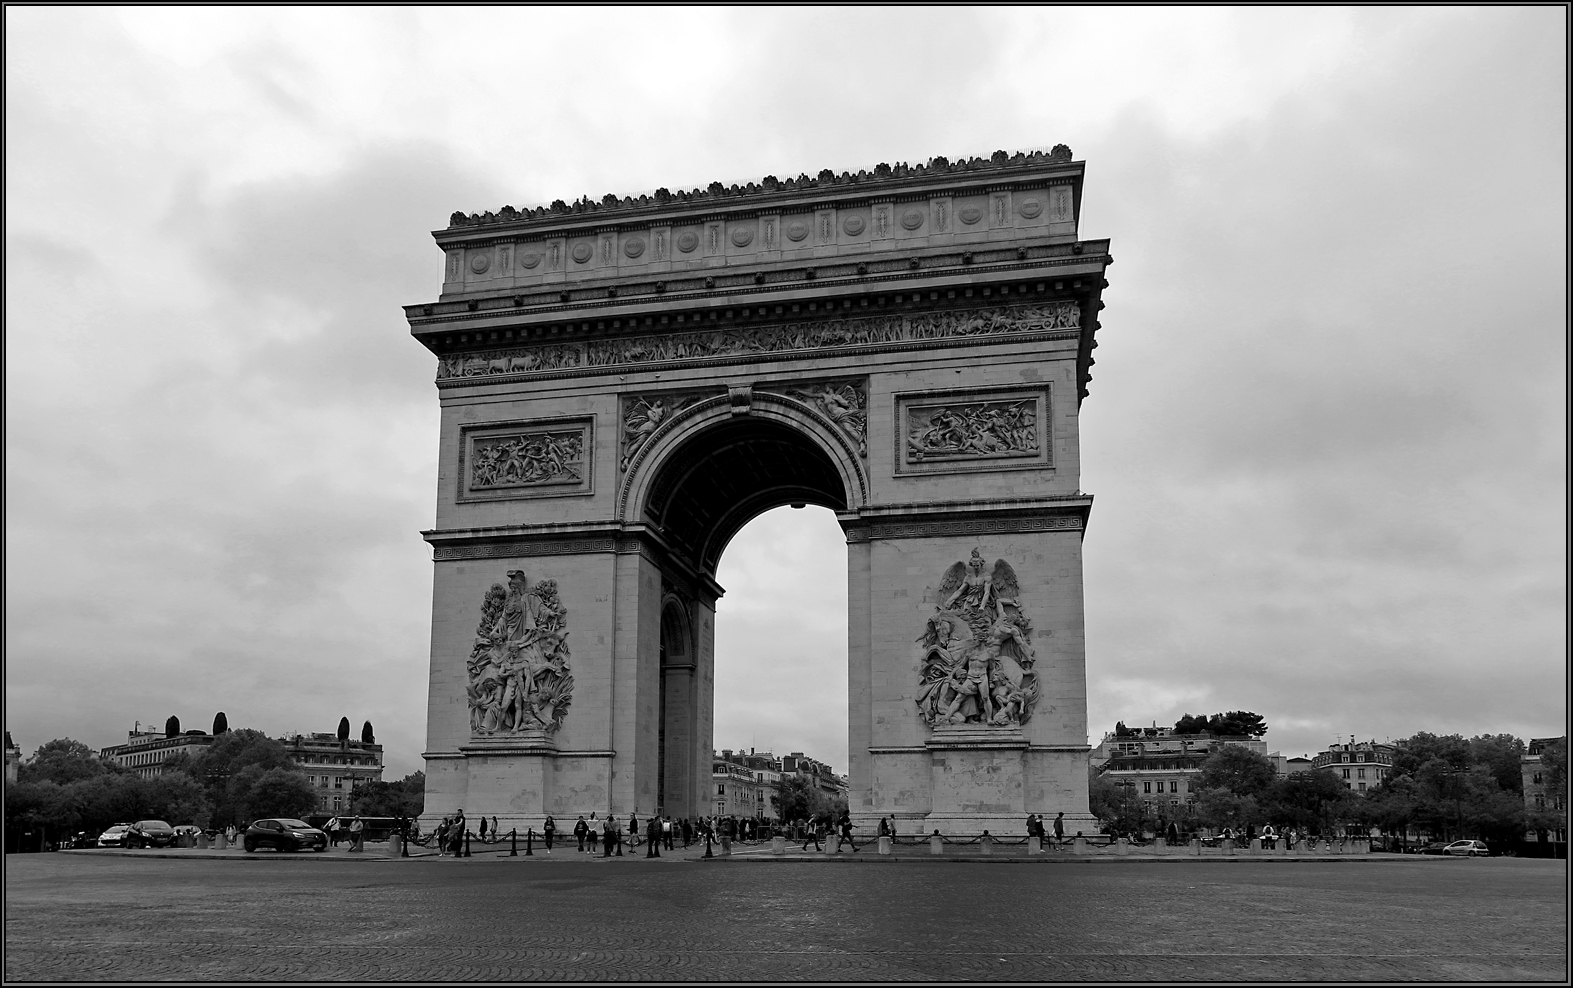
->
[643,418,848,574]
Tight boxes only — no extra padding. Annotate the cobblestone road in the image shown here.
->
[5,853,1565,981]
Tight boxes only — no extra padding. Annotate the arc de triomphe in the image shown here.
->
[406,147,1112,834]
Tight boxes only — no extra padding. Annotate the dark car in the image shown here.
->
[244,818,328,853]
[1416,841,1453,855]
[125,820,177,848]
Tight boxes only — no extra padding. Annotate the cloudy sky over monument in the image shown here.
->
[6,7,1565,778]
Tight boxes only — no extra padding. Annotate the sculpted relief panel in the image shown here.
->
[437,302,1080,381]
[915,550,1039,729]
[895,386,1050,476]
[618,379,869,471]
[460,421,591,501]
[468,571,574,736]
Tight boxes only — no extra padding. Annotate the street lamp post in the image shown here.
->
[1115,780,1136,837]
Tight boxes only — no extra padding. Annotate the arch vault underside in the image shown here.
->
[412,149,1112,832]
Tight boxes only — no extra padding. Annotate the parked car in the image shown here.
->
[124,820,177,849]
[1445,839,1491,857]
[243,819,328,853]
[97,825,131,847]
[1416,841,1453,855]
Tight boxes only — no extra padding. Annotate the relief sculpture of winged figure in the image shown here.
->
[916,549,1039,728]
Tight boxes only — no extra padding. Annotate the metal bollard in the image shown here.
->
[525,829,534,856]
[464,829,472,858]
[510,829,518,857]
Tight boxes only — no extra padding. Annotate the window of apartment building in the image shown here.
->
[716,784,725,795]
[1357,768,1366,779]
[1534,772,1543,784]
[1356,754,1364,762]
[334,777,343,789]
[1342,754,1350,763]
[1341,768,1350,779]
[1170,781,1178,793]
[1143,781,1151,793]
[1358,782,1366,791]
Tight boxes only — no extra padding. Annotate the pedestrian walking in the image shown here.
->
[1053,811,1065,848]
[479,816,489,843]
[543,815,556,852]
[681,817,693,848]
[349,816,365,850]
[1168,821,1180,846]
[1027,813,1041,847]
[627,813,638,849]
[662,816,674,850]
[802,817,823,852]
[838,813,859,852]
[646,816,661,858]
[574,815,588,852]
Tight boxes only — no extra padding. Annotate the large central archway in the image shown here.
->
[412,148,1111,834]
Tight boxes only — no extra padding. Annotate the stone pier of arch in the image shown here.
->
[408,149,1113,836]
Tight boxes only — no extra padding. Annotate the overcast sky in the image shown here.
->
[6,8,1566,779]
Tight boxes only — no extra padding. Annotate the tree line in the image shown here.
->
[1090,731,1566,844]
[5,730,425,846]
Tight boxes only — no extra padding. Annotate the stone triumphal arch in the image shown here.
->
[407,147,1113,834]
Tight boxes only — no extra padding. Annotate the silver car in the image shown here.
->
[1445,839,1491,857]
[98,824,130,847]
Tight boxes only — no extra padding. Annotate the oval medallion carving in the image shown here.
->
[676,231,699,253]
[623,238,646,258]
[469,253,491,274]
[1018,198,1043,219]
[519,251,542,269]
[842,215,866,236]
[730,226,754,247]
[901,210,925,231]
[571,243,593,264]
[786,221,809,242]
[959,205,983,225]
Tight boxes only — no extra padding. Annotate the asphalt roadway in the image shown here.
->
[4,850,1566,982]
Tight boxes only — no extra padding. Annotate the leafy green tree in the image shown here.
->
[1088,770,1124,828]
[1469,734,1526,794]
[1264,769,1353,832]
[229,765,316,822]
[1388,732,1471,781]
[1196,745,1278,798]
[774,775,833,823]
[1173,714,1210,734]
[351,772,425,818]
[1541,738,1567,792]
[188,729,301,825]
[1194,789,1260,832]
[19,739,119,785]
[337,717,350,741]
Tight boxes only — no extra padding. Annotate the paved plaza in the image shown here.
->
[4,851,1565,982]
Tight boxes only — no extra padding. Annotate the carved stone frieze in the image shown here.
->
[468,571,574,736]
[470,430,585,489]
[437,302,1080,381]
[915,549,1039,729]
[620,390,716,471]
[781,379,868,456]
[906,398,1036,462]
[459,420,592,501]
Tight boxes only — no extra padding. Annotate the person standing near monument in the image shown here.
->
[451,809,467,857]
[645,817,660,858]
[1053,812,1065,848]
[479,816,489,843]
[543,814,556,852]
[574,815,588,852]
[601,818,613,857]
